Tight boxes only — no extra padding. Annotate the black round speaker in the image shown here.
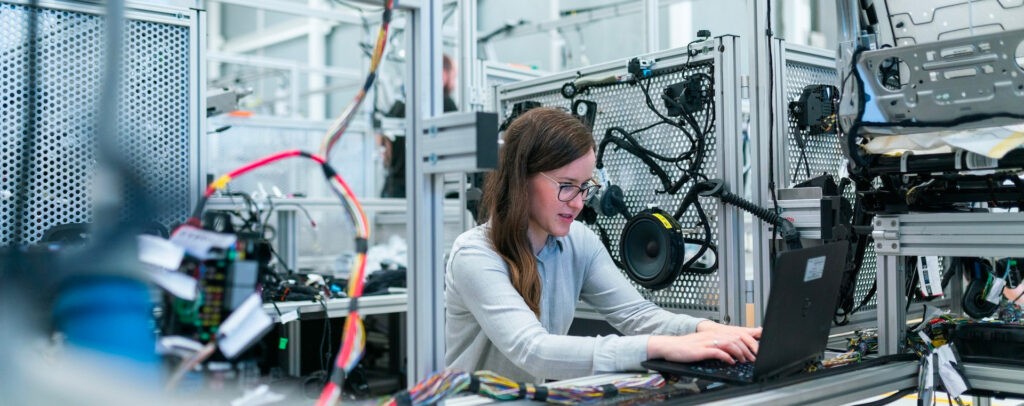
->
[619,208,686,290]
[963,274,1000,319]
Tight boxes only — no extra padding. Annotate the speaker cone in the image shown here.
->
[619,208,686,290]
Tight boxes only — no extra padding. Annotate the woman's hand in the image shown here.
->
[647,321,762,364]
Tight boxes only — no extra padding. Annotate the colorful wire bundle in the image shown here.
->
[312,2,395,404]
[382,370,666,406]
[821,350,863,369]
[177,149,370,405]
[319,0,396,159]
[178,2,394,401]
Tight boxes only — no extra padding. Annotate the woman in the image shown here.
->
[445,107,760,383]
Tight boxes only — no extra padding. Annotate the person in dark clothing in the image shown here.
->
[379,54,457,198]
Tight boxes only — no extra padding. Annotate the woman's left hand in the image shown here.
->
[696,320,762,359]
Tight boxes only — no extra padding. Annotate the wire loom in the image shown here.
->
[382,370,665,406]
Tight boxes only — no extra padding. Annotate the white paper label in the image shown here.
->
[138,234,185,270]
[804,256,826,282]
[936,345,969,397]
[148,267,198,300]
[170,225,237,260]
[986,277,1007,305]
[217,293,273,359]
[917,256,944,298]
[279,310,299,325]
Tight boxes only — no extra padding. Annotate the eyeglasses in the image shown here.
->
[539,172,602,202]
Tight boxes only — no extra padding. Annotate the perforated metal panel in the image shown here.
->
[483,62,542,113]
[1,3,194,245]
[497,39,744,318]
[780,45,878,314]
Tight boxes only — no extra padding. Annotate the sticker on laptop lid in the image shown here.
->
[804,256,826,282]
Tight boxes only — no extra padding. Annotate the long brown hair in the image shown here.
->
[481,107,595,317]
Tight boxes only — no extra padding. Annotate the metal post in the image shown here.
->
[949,265,964,316]
[289,67,300,118]
[716,35,745,325]
[458,0,482,112]
[835,0,859,46]
[287,320,302,376]
[276,211,297,272]
[192,7,206,209]
[835,0,859,122]
[877,254,905,355]
[641,0,659,53]
[748,0,772,327]
[307,0,327,120]
[207,1,223,80]
[407,0,446,384]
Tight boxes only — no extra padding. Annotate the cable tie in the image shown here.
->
[348,297,360,313]
[330,368,345,386]
[321,163,338,179]
[600,383,619,398]
[395,390,412,406]
[533,386,548,402]
[363,72,377,92]
[467,375,481,393]
[355,237,368,254]
[517,382,528,399]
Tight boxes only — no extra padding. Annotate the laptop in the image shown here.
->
[642,242,849,384]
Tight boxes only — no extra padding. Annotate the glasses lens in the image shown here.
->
[558,185,579,202]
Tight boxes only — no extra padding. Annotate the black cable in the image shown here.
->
[586,55,716,278]
[597,130,684,194]
[223,191,260,231]
[848,387,916,406]
[766,1,781,264]
[905,257,919,314]
[638,75,713,191]
[609,126,694,162]
[681,199,715,273]
[1011,283,1024,304]
[319,299,332,384]
[792,145,812,184]
[269,244,294,275]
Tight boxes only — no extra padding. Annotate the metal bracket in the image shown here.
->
[418,111,499,174]
[769,186,842,240]
[874,212,1024,257]
[872,215,900,254]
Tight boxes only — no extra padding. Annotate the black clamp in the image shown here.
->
[467,375,481,393]
[330,368,345,386]
[600,383,619,398]
[395,390,412,406]
[533,386,549,402]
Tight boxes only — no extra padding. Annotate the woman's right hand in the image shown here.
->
[647,329,760,364]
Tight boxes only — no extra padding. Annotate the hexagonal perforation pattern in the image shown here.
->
[1,3,191,245]
[501,59,722,312]
[783,59,878,313]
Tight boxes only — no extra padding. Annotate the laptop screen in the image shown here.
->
[753,242,849,380]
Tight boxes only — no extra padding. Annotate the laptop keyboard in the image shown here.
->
[690,359,755,380]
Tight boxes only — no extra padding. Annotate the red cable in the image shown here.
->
[203,149,305,197]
